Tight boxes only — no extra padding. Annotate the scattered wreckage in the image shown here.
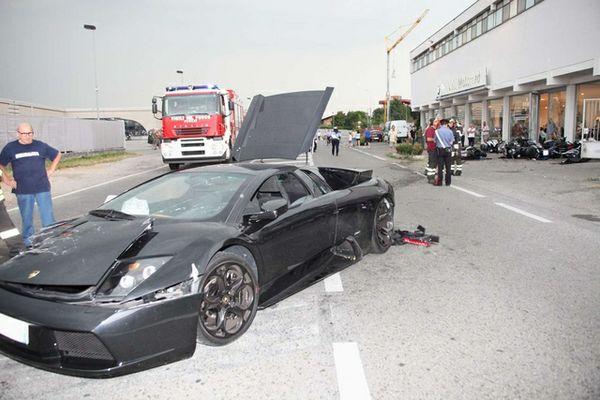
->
[0,88,398,377]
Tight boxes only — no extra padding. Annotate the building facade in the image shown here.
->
[410,0,600,143]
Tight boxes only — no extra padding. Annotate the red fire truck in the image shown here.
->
[152,84,244,170]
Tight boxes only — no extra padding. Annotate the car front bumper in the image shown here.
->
[0,286,201,378]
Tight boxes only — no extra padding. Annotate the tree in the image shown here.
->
[372,107,385,126]
[345,111,368,130]
[332,111,346,129]
[389,99,413,122]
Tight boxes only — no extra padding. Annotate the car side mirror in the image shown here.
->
[243,198,288,226]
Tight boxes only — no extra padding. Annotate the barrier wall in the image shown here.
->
[0,115,125,153]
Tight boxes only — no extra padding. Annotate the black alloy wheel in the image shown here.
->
[371,197,394,254]
[197,253,259,346]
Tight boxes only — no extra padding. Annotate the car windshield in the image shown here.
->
[98,171,250,221]
[163,94,219,116]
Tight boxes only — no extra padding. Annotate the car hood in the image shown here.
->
[0,216,235,287]
[232,87,333,161]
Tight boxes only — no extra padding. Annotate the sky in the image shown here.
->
[0,0,474,115]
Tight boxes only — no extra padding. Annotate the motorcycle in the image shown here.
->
[460,146,487,160]
[503,138,541,159]
[480,139,504,153]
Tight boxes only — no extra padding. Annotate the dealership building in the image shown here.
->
[410,0,600,143]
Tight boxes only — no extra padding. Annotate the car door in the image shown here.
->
[244,172,336,294]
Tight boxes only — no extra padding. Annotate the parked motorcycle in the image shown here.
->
[480,139,504,153]
[460,146,487,160]
[503,138,541,159]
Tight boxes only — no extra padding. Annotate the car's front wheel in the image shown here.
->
[371,197,394,253]
[197,253,259,346]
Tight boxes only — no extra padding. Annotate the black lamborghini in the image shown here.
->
[0,88,395,377]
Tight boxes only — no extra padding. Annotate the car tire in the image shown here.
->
[197,252,259,346]
[371,197,394,254]
[169,163,180,171]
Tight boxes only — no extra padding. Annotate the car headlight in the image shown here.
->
[97,256,172,298]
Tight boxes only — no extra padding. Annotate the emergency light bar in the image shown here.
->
[165,84,220,92]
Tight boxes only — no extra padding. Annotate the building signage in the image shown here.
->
[436,68,487,98]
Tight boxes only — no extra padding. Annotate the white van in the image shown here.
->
[386,120,409,143]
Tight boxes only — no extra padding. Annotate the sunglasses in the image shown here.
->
[18,131,34,135]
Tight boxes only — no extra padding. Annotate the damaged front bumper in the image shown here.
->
[0,286,201,378]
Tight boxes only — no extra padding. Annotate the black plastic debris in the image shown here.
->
[391,225,439,247]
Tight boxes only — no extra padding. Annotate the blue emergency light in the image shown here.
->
[165,84,220,92]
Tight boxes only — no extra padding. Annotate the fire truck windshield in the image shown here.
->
[164,94,219,116]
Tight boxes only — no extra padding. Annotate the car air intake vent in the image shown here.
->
[54,331,114,360]
[175,127,209,135]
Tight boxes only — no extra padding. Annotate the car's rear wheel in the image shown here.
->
[371,197,394,253]
[197,253,259,346]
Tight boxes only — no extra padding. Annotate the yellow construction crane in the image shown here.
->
[385,9,429,125]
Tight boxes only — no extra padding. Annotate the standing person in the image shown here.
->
[330,127,341,156]
[424,118,438,184]
[354,130,360,147]
[364,128,371,146]
[347,130,353,147]
[434,119,454,186]
[0,122,61,247]
[481,121,490,143]
[0,170,23,260]
[456,122,464,147]
[449,119,463,176]
[467,123,477,147]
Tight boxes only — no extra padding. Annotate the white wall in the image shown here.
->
[410,0,600,107]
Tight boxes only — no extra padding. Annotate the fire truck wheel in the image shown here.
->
[169,163,181,171]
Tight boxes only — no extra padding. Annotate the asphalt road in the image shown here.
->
[0,137,599,400]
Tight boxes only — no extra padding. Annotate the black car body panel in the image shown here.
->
[233,88,333,161]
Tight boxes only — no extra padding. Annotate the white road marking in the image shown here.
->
[451,185,486,198]
[333,342,371,400]
[324,272,344,292]
[391,162,408,169]
[7,165,167,212]
[494,202,552,223]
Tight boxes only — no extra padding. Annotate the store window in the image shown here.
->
[469,102,483,137]
[456,105,465,125]
[509,95,530,139]
[576,81,600,140]
[442,107,452,118]
[538,90,566,141]
[487,99,503,140]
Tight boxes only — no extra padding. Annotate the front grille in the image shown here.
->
[54,331,114,360]
[181,142,204,147]
[175,127,209,135]
[182,150,205,156]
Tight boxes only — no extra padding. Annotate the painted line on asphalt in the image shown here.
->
[7,165,167,213]
[392,162,426,177]
[494,202,552,223]
[333,342,371,400]
[324,272,344,292]
[391,162,408,169]
[451,185,486,198]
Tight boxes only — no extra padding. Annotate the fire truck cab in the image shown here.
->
[152,84,243,170]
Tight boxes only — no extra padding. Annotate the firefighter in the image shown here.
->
[0,170,23,261]
[424,118,438,183]
[449,118,463,176]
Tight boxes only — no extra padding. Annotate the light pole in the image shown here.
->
[176,70,184,85]
[83,24,99,120]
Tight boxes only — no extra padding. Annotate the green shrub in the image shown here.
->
[412,143,423,155]
[396,143,413,155]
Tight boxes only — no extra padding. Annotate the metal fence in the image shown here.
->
[0,115,125,154]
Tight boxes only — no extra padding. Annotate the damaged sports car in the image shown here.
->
[0,88,395,377]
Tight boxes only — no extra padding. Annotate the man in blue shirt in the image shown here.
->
[0,122,61,246]
[434,119,454,186]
